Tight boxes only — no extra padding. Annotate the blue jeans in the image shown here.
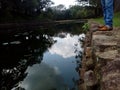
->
[101,0,113,27]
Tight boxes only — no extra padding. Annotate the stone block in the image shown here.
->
[101,58,120,90]
[85,47,92,58]
[84,70,97,86]
[96,50,118,61]
[85,58,94,70]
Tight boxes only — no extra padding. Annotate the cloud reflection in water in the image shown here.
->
[15,33,85,90]
[19,63,64,90]
[49,33,85,58]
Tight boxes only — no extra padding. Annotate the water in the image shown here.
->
[0,24,85,90]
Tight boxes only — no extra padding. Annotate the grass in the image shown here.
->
[94,12,120,27]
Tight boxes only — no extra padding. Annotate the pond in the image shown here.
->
[0,23,85,90]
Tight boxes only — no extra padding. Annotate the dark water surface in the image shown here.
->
[0,24,85,90]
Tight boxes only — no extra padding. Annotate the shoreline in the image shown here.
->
[79,21,120,90]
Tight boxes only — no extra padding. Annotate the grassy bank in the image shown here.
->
[94,12,120,27]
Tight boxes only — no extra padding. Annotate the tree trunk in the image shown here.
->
[114,0,120,12]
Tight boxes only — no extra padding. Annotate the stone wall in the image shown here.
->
[79,22,120,90]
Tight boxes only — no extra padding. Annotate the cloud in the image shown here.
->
[19,63,64,90]
[49,33,84,58]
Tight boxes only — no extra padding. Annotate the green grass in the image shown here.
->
[94,12,120,27]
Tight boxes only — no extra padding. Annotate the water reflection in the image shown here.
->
[19,63,64,90]
[0,24,85,90]
[49,33,85,58]
[0,29,55,90]
[43,33,85,90]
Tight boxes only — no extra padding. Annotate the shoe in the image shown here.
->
[98,25,113,31]
[98,25,105,28]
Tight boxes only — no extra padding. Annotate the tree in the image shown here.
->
[51,4,67,20]
[114,0,120,12]
[76,0,89,6]
[88,0,120,14]
[76,0,102,17]
[55,4,66,11]
[69,5,80,19]
[0,0,53,21]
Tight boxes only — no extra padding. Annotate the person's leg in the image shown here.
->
[98,0,113,31]
[101,0,106,24]
[104,0,113,27]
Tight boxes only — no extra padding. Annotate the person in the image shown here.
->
[98,0,114,31]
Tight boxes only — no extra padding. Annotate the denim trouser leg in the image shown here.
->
[101,0,113,27]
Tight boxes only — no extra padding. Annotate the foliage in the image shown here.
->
[82,23,89,33]
[77,0,102,16]
[0,0,53,22]
[2,0,119,21]
[113,12,120,27]
[69,5,96,19]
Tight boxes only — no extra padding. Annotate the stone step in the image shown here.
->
[101,58,120,90]
[96,50,118,61]
[92,35,117,52]
[93,31,113,36]
[92,35,116,42]
[93,41,117,52]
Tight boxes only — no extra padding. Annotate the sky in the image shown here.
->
[51,0,76,8]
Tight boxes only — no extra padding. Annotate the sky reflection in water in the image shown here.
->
[18,33,85,90]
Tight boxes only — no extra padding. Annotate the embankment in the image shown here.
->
[79,22,120,90]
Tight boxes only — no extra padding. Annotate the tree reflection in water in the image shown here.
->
[0,29,55,90]
[0,24,85,90]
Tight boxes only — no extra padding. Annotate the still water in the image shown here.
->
[0,24,85,90]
